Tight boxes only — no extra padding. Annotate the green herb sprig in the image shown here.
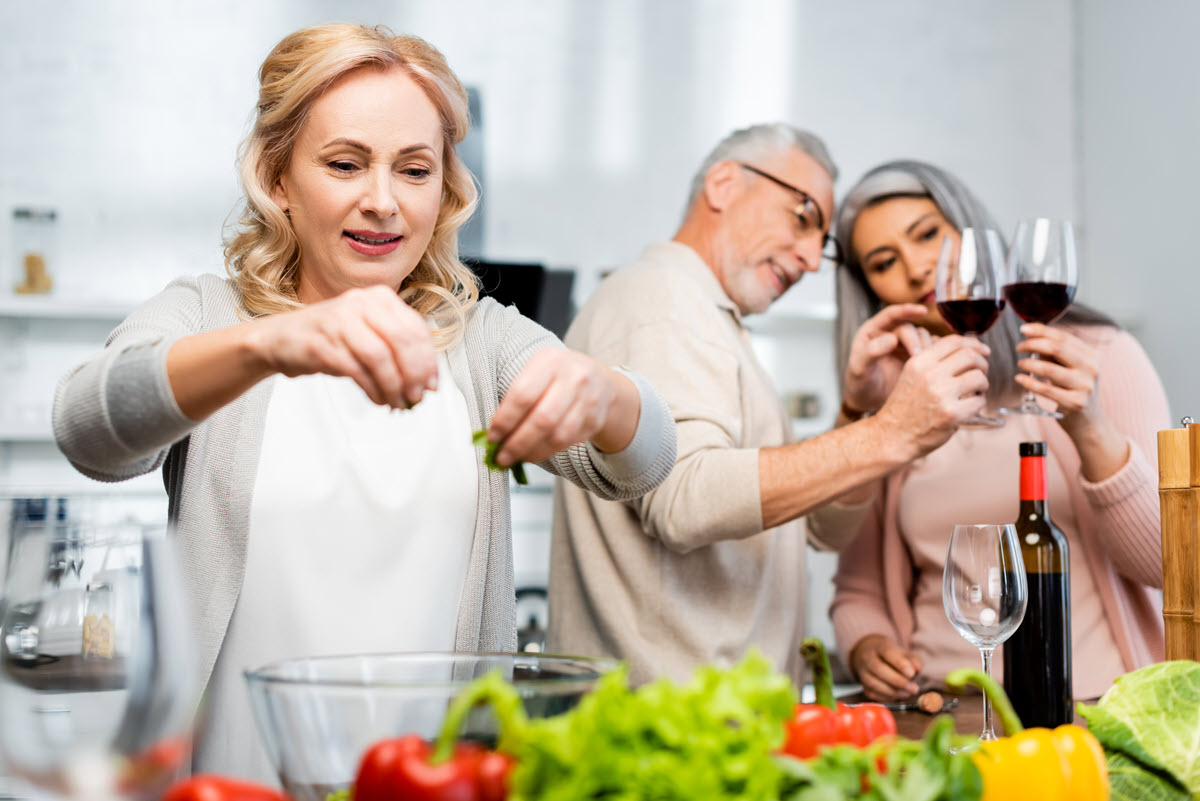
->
[472,429,528,485]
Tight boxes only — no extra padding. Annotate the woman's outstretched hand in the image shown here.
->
[169,285,439,421]
[250,285,438,409]
[485,350,639,467]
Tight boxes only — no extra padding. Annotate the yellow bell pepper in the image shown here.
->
[945,669,1108,801]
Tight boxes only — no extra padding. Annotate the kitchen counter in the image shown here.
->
[839,691,1082,741]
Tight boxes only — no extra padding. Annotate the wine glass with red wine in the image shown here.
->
[1000,218,1078,418]
[935,228,1007,427]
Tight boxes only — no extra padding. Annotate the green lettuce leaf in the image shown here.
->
[1105,751,1189,801]
[507,650,798,801]
[1076,660,1200,794]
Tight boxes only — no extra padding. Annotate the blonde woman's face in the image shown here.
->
[274,66,445,303]
[850,196,958,336]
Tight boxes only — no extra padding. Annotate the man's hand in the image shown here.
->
[851,634,923,701]
[872,334,990,458]
[843,304,933,414]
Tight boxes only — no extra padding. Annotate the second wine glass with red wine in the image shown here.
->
[935,228,1007,427]
[1000,218,1078,418]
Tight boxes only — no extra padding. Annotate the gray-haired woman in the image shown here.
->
[828,159,1167,702]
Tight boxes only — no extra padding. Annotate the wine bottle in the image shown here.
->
[1003,441,1073,727]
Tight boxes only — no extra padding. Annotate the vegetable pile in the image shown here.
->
[1077,660,1200,801]
[162,640,1156,801]
[329,646,982,801]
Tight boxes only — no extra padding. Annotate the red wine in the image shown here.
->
[1003,441,1073,728]
[1003,282,1076,324]
[935,298,1005,334]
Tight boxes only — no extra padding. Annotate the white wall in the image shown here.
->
[0,0,1079,302]
[1078,0,1199,420]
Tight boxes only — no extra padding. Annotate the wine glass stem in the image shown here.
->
[979,647,997,740]
[1023,352,1040,404]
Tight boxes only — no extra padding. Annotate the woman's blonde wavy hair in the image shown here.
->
[223,23,480,347]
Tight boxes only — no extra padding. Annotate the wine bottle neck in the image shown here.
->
[1018,499,1049,518]
[1019,455,1047,502]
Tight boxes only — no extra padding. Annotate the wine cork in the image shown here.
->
[1159,426,1196,660]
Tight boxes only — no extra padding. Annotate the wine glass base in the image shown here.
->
[963,413,1005,428]
[999,403,1062,419]
[949,732,998,755]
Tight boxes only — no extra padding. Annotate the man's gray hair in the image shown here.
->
[684,123,838,213]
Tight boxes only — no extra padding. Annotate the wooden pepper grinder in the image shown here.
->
[1158,417,1197,661]
[1191,420,1200,660]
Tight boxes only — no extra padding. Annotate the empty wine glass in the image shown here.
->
[0,519,198,801]
[935,228,1007,427]
[942,524,1027,747]
[1000,218,1079,418]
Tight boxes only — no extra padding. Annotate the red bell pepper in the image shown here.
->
[161,775,290,801]
[119,736,190,795]
[781,637,897,760]
[355,736,511,801]
[353,673,520,801]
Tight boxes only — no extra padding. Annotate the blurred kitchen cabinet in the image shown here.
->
[0,299,132,443]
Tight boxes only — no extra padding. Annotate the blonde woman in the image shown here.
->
[53,23,675,780]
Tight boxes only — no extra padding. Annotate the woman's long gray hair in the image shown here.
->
[833,159,1113,405]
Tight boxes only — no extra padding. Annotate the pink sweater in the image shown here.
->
[831,325,1169,684]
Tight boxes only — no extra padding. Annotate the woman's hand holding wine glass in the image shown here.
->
[1001,218,1079,418]
[934,227,1007,427]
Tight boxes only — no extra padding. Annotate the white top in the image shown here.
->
[194,356,478,782]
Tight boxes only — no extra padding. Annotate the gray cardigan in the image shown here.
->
[52,274,676,689]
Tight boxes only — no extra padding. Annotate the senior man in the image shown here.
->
[548,123,991,685]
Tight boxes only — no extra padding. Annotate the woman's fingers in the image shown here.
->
[1015,373,1087,413]
[309,333,389,405]
[894,323,927,358]
[495,378,576,466]
[267,286,439,409]
[339,317,408,407]
[1013,325,1099,416]
[862,303,928,335]
[860,657,916,700]
[1018,355,1093,391]
[490,351,616,465]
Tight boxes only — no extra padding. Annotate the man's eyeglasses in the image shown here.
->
[738,162,843,265]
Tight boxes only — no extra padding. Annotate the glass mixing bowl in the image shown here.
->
[245,651,615,801]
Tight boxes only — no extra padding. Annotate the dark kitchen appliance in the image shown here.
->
[467,260,575,339]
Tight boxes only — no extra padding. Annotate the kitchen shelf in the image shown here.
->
[0,296,134,321]
[0,427,54,442]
